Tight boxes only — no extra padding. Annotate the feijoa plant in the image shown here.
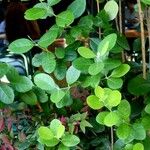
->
[0,0,150,149]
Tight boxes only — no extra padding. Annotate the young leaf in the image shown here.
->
[62,134,80,147]
[116,123,131,140]
[25,7,47,20]
[56,10,74,27]
[87,95,103,110]
[77,47,96,59]
[98,33,117,56]
[94,86,104,99]
[118,100,131,119]
[50,119,65,139]
[104,0,119,20]
[80,120,93,133]
[38,25,59,48]
[88,62,104,75]
[105,90,121,108]
[67,0,86,18]
[133,143,144,150]
[96,111,109,125]
[107,77,123,89]
[104,111,120,127]
[66,66,81,85]
[0,84,14,104]
[9,38,34,54]
[34,73,56,91]
[50,89,65,103]
[38,126,54,140]
[111,64,130,78]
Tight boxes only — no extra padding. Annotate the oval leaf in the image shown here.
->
[9,38,34,54]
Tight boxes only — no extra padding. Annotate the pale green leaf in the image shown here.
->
[34,73,56,91]
[133,143,144,150]
[0,84,14,104]
[88,62,104,75]
[48,0,61,6]
[67,0,86,18]
[9,38,34,54]
[56,10,74,27]
[104,0,119,20]
[111,64,130,78]
[66,65,81,85]
[77,47,96,59]
[104,111,120,127]
[25,7,47,20]
[107,77,123,89]
[145,104,150,114]
[94,86,104,99]
[87,95,103,110]
[96,111,109,125]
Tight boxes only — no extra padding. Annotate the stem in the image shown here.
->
[96,0,101,39]
[119,0,125,62]
[137,0,147,79]
[111,127,114,150]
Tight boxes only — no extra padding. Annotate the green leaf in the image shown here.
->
[88,62,104,75]
[104,0,118,20]
[33,87,48,103]
[9,76,33,93]
[50,119,65,139]
[141,0,150,5]
[34,73,56,91]
[34,3,54,18]
[77,47,96,59]
[118,100,131,119]
[94,86,104,99]
[58,144,69,150]
[54,62,67,80]
[25,7,46,20]
[96,111,109,125]
[48,0,61,6]
[132,123,146,140]
[73,57,93,73]
[50,89,65,103]
[98,33,117,56]
[116,123,131,139]
[38,126,54,140]
[128,75,150,96]
[104,59,121,71]
[104,111,120,127]
[20,91,37,105]
[66,66,80,85]
[67,0,86,18]
[133,143,144,150]
[142,115,150,130]
[87,95,103,110]
[0,84,14,104]
[56,10,74,27]
[107,77,123,89]
[55,48,65,59]
[105,90,121,108]
[38,25,59,48]
[41,52,56,73]
[62,134,80,147]
[9,38,34,54]
[0,63,9,78]
[39,137,59,147]
[80,120,93,133]
[145,104,150,114]
[111,64,130,78]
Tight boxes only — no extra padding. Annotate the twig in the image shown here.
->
[96,0,101,39]
[137,0,147,79]
[111,127,114,150]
